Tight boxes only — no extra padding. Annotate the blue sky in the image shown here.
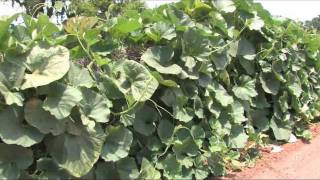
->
[1,0,320,21]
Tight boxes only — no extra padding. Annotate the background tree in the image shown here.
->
[305,15,320,31]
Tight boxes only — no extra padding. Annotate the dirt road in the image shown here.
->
[227,124,320,179]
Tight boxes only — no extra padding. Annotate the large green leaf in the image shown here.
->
[24,98,67,135]
[139,158,161,179]
[67,63,94,88]
[133,105,159,136]
[209,81,234,107]
[37,158,70,179]
[157,119,174,144]
[229,101,246,124]
[79,88,111,123]
[0,82,24,106]
[228,125,248,148]
[0,143,33,179]
[0,56,26,89]
[211,51,230,70]
[237,38,256,60]
[182,28,211,59]
[95,162,119,179]
[260,72,280,95]
[46,121,105,177]
[21,45,70,90]
[0,106,44,147]
[43,83,82,119]
[116,157,139,179]
[113,60,158,102]
[250,109,269,131]
[270,117,291,141]
[141,46,182,75]
[232,75,257,101]
[101,126,133,162]
[214,0,236,13]
[145,22,176,42]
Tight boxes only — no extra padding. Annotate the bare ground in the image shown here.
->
[225,124,320,179]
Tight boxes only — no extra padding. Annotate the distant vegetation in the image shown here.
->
[305,15,320,31]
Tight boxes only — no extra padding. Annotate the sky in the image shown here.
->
[0,0,320,21]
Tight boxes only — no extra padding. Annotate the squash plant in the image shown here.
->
[0,0,320,179]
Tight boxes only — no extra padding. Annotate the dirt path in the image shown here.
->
[226,124,320,179]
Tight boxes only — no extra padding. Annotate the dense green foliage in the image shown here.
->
[1,0,320,179]
[9,0,144,19]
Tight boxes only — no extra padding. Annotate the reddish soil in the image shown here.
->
[225,123,320,179]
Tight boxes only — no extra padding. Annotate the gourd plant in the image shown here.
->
[0,0,320,179]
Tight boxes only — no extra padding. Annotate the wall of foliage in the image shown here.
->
[0,0,320,179]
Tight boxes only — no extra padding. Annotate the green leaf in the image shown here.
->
[68,62,94,88]
[214,0,236,13]
[260,72,280,95]
[142,46,182,75]
[25,98,67,135]
[237,38,256,60]
[145,22,176,42]
[250,109,269,131]
[210,81,234,107]
[151,71,178,87]
[182,28,211,59]
[247,15,265,31]
[99,75,124,99]
[139,158,161,179]
[43,83,82,119]
[116,157,139,180]
[228,125,248,148]
[288,82,302,97]
[0,56,26,89]
[79,88,111,123]
[173,106,194,122]
[211,52,230,70]
[115,17,142,34]
[229,101,246,124]
[270,117,291,141]
[0,143,33,179]
[0,106,44,147]
[0,82,24,106]
[232,75,257,101]
[157,154,182,179]
[158,119,174,144]
[46,121,105,177]
[95,162,119,179]
[37,158,70,179]
[114,60,158,102]
[21,45,70,90]
[101,125,133,162]
[134,105,159,136]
